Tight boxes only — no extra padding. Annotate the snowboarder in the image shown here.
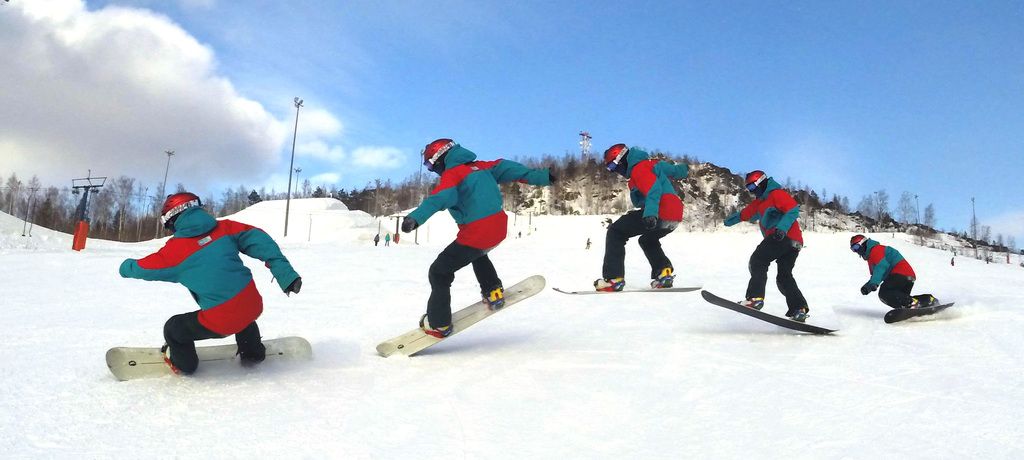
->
[374,233,380,246]
[594,144,689,292]
[586,238,592,250]
[118,192,302,375]
[400,138,553,338]
[723,170,809,322]
[849,234,936,309]
[384,233,391,246]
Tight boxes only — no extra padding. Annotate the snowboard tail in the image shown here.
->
[376,275,545,357]
[106,336,312,381]
[884,300,954,324]
[700,290,836,335]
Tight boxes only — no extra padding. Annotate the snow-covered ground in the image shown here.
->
[1,199,1022,458]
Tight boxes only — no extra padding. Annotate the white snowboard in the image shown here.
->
[106,336,313,381]
[376,275,545,357]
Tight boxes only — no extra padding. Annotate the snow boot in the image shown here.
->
[787,307,809,323]
[419,314,453,339]
[594,277,625,292]
[650,267,675,289]
[483,286,505,311]
[237,342,267,366]
[738,297,765,310]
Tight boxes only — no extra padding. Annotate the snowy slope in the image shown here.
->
[1,201,1023,458]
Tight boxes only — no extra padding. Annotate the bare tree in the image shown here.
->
[897,192,915,224]
[924,203,936,228]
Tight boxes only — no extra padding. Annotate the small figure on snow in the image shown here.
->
[384,232,391,246]
[849,234,937,309]
[594,144,689,292]
[723,170,809,322]
[401,139,553,338]
[119,192,302,375]
[374,233,380,246]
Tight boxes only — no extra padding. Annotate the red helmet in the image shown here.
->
[850,234,868,254]
[744,170,768,194]
[603,144,629,175]
[422,138,455,172]
[161,192,202,228]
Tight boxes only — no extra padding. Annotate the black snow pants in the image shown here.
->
[745,237,808,315]
[602,210,677,280]
[426,241,502,328]
[878,274,916,309]
[163,311,264,374]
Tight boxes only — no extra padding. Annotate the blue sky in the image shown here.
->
[2,0,1022,241]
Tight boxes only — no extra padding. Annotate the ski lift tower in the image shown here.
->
[71,171,107,251]
[579,131,592,162]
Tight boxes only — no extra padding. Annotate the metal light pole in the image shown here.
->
[154,150,174,238]
[294,167,302,198]
[284,97,303,237]
[971,197,978,259]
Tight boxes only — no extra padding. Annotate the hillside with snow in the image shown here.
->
[1,199,1023,458]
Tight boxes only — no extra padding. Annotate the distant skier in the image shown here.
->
[401,138,553,338]
[586,238,592,250]
[723,170,809,322]
[384,233,391,246]
[849,234,937,309]
[118,192,302,375]
[374,233,380,246]
[594,144,688,292]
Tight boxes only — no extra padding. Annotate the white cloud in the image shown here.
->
[296,141,345,162]
[308,172,341,185]
[351,146,405,169]
[0,1,285,187]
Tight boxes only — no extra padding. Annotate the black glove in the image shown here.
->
[548,172,558,184]
[285,277,302,296]
[643,215,658,230]
[860,282,877,296]
[769,228,786,241]
[401,216,418,233]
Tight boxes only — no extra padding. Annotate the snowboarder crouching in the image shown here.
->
[594,144,688,292]
[724,170,809,322]
[849,234,936,309]
[400,138,553,338]
[119,192,302,374]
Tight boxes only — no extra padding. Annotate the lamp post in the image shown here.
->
[294,167,302,198]
[914,194,920,225]
[154,150,174,238]
[284,97,303,237]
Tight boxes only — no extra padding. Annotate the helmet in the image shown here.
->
[161,192,202,229]
[850,234,868,255]
[422,138,455,173]
[603,143,629,176]
[744,170,768,195]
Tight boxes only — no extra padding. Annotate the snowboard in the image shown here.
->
[376,275,545,357]
[884,302,955,324]
[700,290,836,335]
[553,286,701,295]
[106,336,313,381]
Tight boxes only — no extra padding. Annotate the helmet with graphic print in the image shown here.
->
[161,192,202,230]
[422,138,456,174]
[744,170,768,196]
[603,143,630,177]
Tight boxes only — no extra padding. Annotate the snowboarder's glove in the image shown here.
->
[724,212,741,227]
[285,277,302,296]
[769,228,786,241]
[548,172,558,184]
[643,215,658,230]
[401,216,418,233]
[860,282,878,295]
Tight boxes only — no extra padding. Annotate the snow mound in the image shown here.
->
[224,198,377,243]
[0,210,73,252]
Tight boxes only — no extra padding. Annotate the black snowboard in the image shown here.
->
[884,302,955,324]
[700,290,836,335]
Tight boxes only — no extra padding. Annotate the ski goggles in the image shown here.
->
[745,182,758,193]
[850,242,863,253]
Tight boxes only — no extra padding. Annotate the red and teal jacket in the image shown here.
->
[408,144,551,250]
[724,177,804,244]
[624,148,688,222]
[119,207,300,334]
[861,239,916,286]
